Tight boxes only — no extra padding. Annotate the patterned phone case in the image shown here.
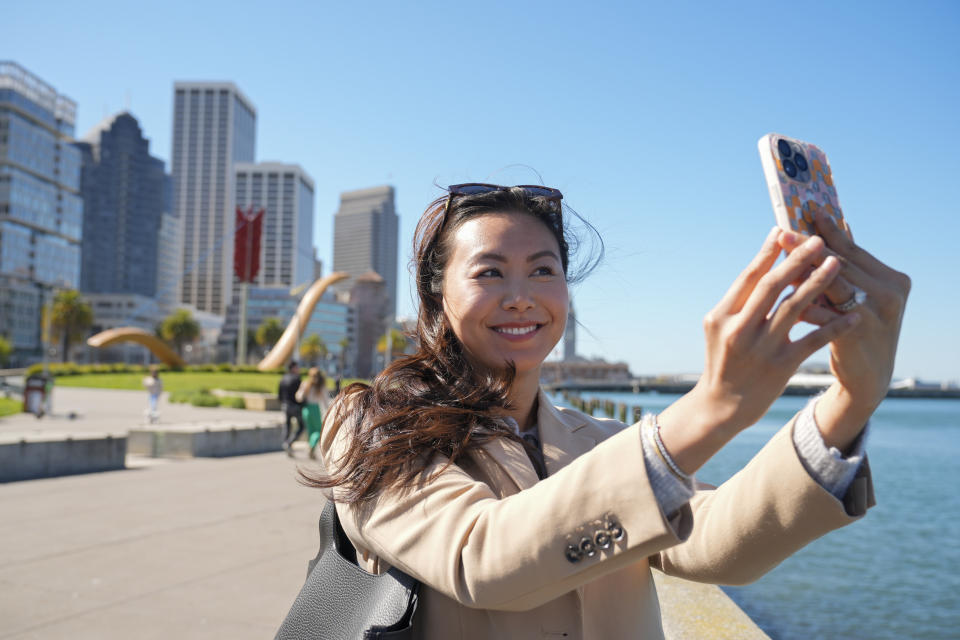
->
[758,133,851,237]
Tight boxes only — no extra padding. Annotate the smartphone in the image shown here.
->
[758,133,851,238]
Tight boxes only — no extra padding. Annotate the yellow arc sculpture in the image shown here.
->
[86,327,186,367]
[257,272,350,371]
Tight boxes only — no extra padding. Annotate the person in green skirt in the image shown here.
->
[296,367,331,459]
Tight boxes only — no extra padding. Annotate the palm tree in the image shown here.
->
[299,333,327,366]
[377,328,409,356]
[337,336,350,376]
[0,335,12,367]
[49,289,93,362]
[255,317,284,353]
[160,309,200,357]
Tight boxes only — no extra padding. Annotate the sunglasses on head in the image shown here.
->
[443,183,564,218]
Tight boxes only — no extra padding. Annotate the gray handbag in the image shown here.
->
[275,500,419,640]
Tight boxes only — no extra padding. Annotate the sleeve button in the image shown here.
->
[605,520,625,541]
[578,537,596,557]
[565,545,583,563]
[594,530,611,549]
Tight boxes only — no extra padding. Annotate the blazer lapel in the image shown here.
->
[478,436,540,492]
[537,388,597,476]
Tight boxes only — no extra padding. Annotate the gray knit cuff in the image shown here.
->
[793,394,869,500]
[640,414,696,517]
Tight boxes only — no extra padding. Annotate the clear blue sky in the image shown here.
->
[7,0,959,381]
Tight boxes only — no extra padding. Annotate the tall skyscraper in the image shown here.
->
[234,162,314,288]
[0,61,83,362]
[170,82,256,316]
[76,111,170,297]
[332,185,398,319]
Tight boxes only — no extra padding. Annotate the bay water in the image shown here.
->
[550,392,960,640]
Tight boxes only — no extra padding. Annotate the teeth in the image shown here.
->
[496,325,537,335]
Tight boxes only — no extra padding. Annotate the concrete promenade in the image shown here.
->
[0,388,767,639]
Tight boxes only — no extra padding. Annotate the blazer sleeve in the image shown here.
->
[319,402,692,612]
[650,413,875,585]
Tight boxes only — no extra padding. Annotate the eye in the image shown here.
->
[532,265,557,277]
[476,267,502,278]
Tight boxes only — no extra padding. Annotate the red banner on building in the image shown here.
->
[233,206,264,283]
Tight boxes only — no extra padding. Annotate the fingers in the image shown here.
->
[790,310,862,363]
[813,210,909,292]
[740,234,834,327]
[715,227,781,315]
[768,255,842,337]
[778,228,878,303]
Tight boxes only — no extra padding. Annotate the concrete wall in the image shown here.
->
[0,434,127,482]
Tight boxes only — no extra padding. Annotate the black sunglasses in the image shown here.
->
[443,183,564,218]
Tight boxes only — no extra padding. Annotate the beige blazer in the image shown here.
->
[319,389,874,639]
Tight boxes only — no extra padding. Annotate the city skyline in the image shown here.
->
[5,1,958,381]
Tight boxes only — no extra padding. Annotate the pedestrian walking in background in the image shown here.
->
[142,366,162,424]
[278,361,304,456]
[296,367,330,459]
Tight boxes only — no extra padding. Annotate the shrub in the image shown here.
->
[216,362,235,372]
[190,392,221,407]
[219,396,246,409]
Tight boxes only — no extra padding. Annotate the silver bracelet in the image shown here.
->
[651,415,692,482]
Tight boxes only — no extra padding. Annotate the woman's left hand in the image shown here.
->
[779,208,911,447]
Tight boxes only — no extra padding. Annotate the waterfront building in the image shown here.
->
[76,111,170,298]
[348,271,388,378]
[233,162,314,288]
[0,61,83,364]
[332,185,398,320]
[540,357,633,384]
[218,285,354,370]
[171,82,256,316]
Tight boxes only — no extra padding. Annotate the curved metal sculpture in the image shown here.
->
[86,327,186,367]
[257,272,350,371]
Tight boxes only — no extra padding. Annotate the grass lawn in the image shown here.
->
[53,371,284,393]
[0,397,21,417]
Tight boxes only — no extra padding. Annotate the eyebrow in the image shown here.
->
[473,250,560,263]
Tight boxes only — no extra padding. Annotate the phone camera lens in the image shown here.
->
[783,158,798,178]
[777,139,792,158]
[794,153,808,172]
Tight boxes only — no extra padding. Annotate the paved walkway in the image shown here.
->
[0,388,767,639]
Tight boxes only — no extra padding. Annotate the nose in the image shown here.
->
[502,284,535,312]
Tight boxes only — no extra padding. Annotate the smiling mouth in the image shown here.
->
[492,324,542,336]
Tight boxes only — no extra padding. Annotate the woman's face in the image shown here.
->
[441,212,568,376]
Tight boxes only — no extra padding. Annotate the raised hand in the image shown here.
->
[778,209,910,449]
[658,227,861,474]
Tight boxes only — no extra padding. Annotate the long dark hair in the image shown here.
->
[300,187,601,503]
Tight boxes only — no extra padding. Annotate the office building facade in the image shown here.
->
[0,61,83,362]
[171,82,256,316]
[234,162,314,289]
[76,111,170,298]
[332,185,398,320]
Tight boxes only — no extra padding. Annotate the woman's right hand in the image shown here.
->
[657,227,861,474]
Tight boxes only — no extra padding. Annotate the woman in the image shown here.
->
[142,365,162,424]
[309,184,909,638]
[296,367,330,459]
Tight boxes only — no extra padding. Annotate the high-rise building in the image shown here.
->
[171,82,256,316]
[234,162,314,288]
[0,61,83,363]
[332,185,398,320]
[156,209,182,313]
[76,111,170,298]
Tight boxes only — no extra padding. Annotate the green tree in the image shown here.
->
[0,335,12,367]
[50,289,93,362]
[377,328,409,355]
[337,336,350,375]
[161,309,200,357]
[255,317,284,351]
[299,333,327,366]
